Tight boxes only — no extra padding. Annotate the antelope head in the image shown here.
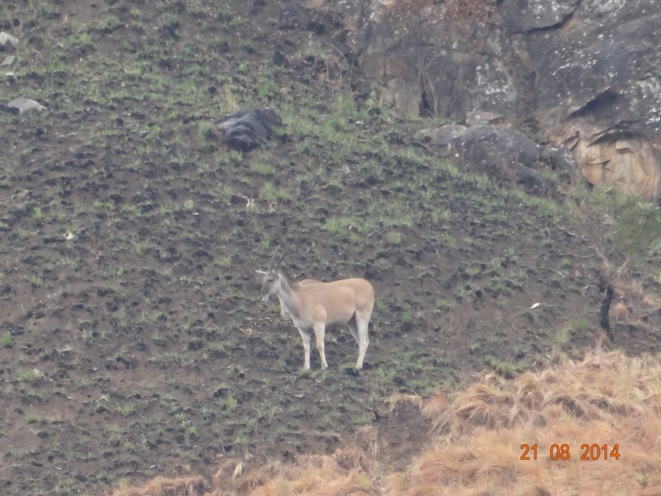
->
[257,245,288,302]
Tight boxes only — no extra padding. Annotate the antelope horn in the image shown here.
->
[274,246,288,270]
[267,245,280,270]
[268,245,288,270]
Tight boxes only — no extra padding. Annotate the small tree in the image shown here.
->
[570,185,661,338]
[572,184,661,289]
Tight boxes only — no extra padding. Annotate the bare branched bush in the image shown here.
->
[383,0,496,22]
[569,184,661,337]
[571,185,661,283]
[444,0,496,21]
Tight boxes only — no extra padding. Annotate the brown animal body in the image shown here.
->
[258,247,375,370]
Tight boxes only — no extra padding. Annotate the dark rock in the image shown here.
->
[421,124,555,194]
[213,107,282,152]
[273,50,287,66]
[547,145,580,181]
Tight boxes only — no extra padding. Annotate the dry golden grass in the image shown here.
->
[612,301,631,322]
[111,475,208,496]
[110,350,661,496]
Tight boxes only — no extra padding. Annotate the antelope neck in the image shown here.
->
[278,273,301,319]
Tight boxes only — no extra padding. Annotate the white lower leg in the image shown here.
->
[299,329,311,369]
[314,324,328,369]
[355,318,369,369]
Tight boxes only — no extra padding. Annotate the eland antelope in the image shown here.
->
[257,246,375,370]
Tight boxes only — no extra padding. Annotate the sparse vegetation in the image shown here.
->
[0,331,13,348]
[1,0,660,495]
[17,369,42,383]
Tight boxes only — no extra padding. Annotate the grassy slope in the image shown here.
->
[0,1,659,495]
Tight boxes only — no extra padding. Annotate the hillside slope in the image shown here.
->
[1,1,660,494]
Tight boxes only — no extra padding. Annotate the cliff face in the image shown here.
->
[319,0,661,200]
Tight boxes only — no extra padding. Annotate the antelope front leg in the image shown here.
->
[298,328,312,370]
[313,323,329,370]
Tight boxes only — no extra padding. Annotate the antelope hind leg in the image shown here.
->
[347,316,359,344]
[354,313,370,369]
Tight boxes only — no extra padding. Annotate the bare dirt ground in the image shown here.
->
[1,1,660,495]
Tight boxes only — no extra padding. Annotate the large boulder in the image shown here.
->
[306,0,661,200]
[419,124,576,194]
[213,107,282,152]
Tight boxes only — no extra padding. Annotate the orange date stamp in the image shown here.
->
[520,443,620,461]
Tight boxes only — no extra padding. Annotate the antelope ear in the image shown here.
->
[256,270,267,275]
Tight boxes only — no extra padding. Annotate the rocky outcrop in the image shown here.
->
[310,0,661,200]
[419,124,578,194]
